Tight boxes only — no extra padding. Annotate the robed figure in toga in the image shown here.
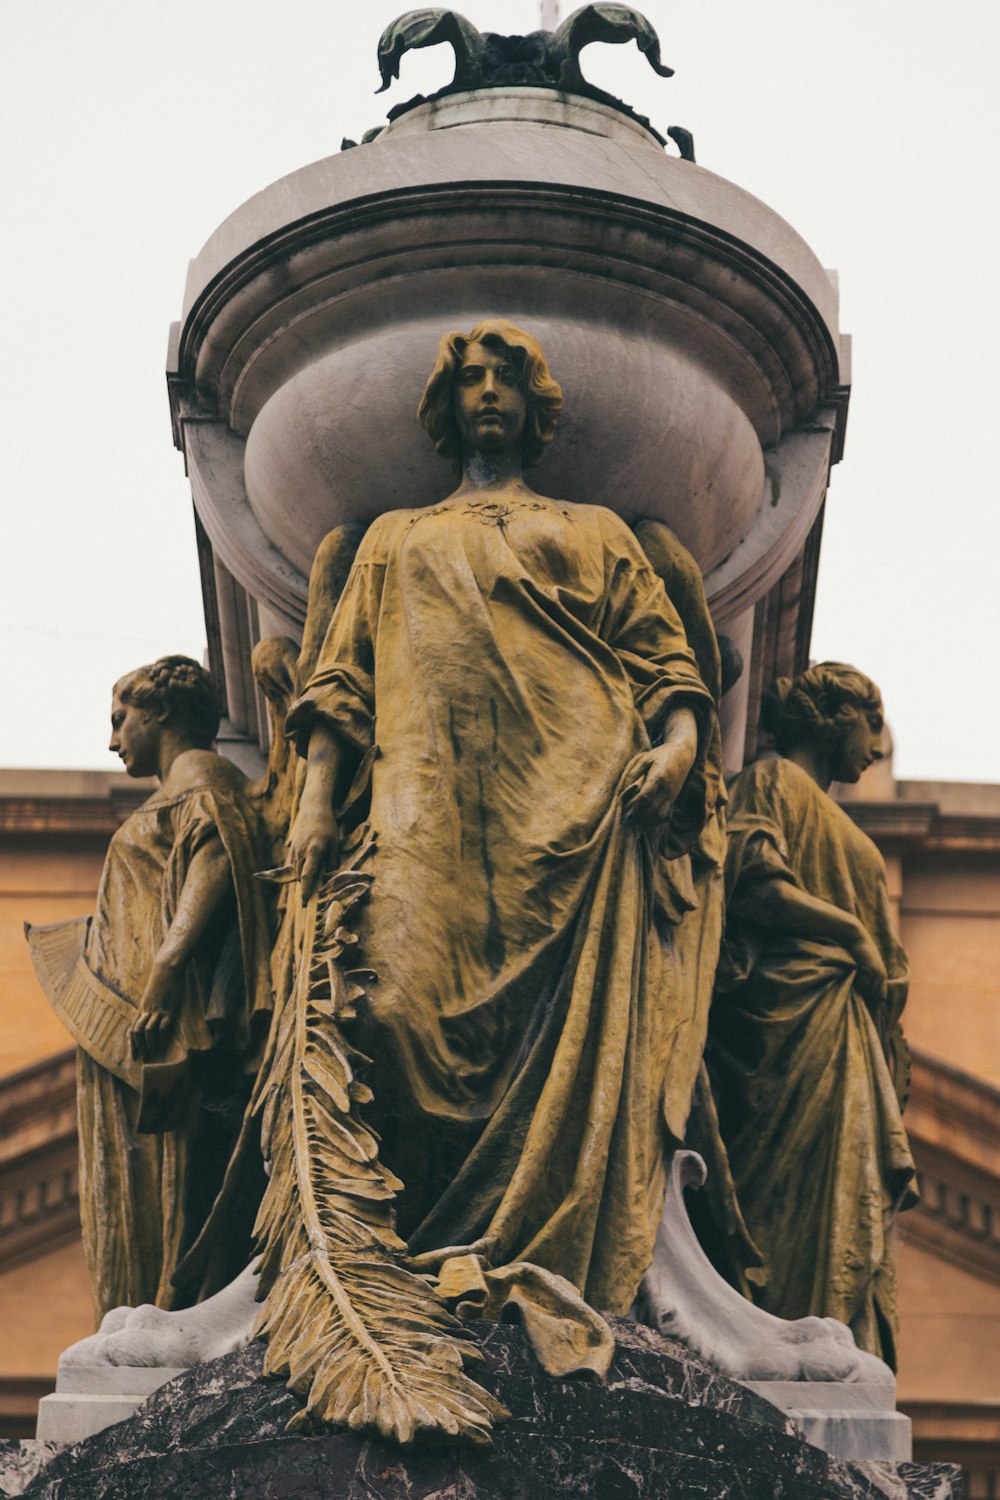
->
[276,320,723,1357]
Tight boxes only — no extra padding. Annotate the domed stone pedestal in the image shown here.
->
[10,1323,958,1500]
[169,86,850,775]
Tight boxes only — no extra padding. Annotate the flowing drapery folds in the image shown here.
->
[30,759,274,1320]
[707,757,917,1366]
[259,497,721,1436]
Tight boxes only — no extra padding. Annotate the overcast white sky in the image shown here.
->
[2,1,998,780]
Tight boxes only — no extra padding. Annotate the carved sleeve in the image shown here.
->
[600,513,720,854]
[285,531,387,762]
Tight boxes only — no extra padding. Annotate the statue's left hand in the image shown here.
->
[621,708,698,827]
[128,969,177,1061]
[128,1009,175,1061]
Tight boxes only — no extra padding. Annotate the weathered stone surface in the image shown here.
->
[17,1320,955,1499]
[0,1442,62,1498]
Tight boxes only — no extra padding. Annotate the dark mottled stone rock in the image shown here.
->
[0,1441,63,1497]
[18,1320,956,1499]
[895,1463,962,1498]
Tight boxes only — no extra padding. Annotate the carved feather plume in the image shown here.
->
[253,839,504,1443]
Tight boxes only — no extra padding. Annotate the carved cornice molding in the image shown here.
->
[842,800,1000,853]
[0,790,147,841]
[904,1049,1000,1282]
[169,172,843,628]
[174,182,838,445]
[908,1052,1000,1173]
[0,1051,80,1272]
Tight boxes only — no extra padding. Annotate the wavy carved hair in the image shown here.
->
[116,654,220,749]
[417,319,564,469]
[761,661,883,756]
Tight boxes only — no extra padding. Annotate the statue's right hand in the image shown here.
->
[846,925,889,1008]
[289,798,339,903]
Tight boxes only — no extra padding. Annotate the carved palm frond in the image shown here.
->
[253,842,504,1443]
[376,9,487,94]
[555,4,674,90]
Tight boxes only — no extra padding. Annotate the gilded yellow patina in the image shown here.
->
[255,321,724,1437]
[708,666,917,1367]
[77,761,272,1317]
[289,498,717,1299]
[32,658,273,1322]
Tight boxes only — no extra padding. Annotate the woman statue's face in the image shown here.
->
[833,705,884,783]
[454,341,528,455]
[109,689,161,778]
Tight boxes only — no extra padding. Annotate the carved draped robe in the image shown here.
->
[707,756,918,1366]
[287,495,721,1319]
[76,757,272,1320]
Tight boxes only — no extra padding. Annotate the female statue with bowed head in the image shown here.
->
[706,663,917,1367]
[31,656,273,1320]
[272,319,723,1390]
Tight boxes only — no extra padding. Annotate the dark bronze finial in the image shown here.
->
[667,125,696,162]
[376,5,675,139]
[376,9,488,93]
[555,4,673,90]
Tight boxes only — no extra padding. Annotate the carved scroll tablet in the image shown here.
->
[27,917,142,1090]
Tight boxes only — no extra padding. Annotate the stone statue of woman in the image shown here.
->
[704,662,918,1367]
[29,656,273,1321]
[237,318,721,1432]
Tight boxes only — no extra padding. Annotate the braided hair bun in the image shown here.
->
[117,655,220,748]
[761,662,881,755]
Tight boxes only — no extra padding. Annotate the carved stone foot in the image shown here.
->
[636,1152,911,1465]
[637,1151,894,1386]
[36,1264,264,1444]
[60,1262,261,1372]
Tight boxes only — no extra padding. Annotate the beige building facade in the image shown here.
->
[0,771,148,1434]
[838,768,1000,1494]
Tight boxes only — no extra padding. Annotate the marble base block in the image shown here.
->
[35,1367,185,1445]
[745,1379,913,1463]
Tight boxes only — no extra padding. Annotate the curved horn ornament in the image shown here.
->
[377,9,488,93]
[555,4,674,90]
